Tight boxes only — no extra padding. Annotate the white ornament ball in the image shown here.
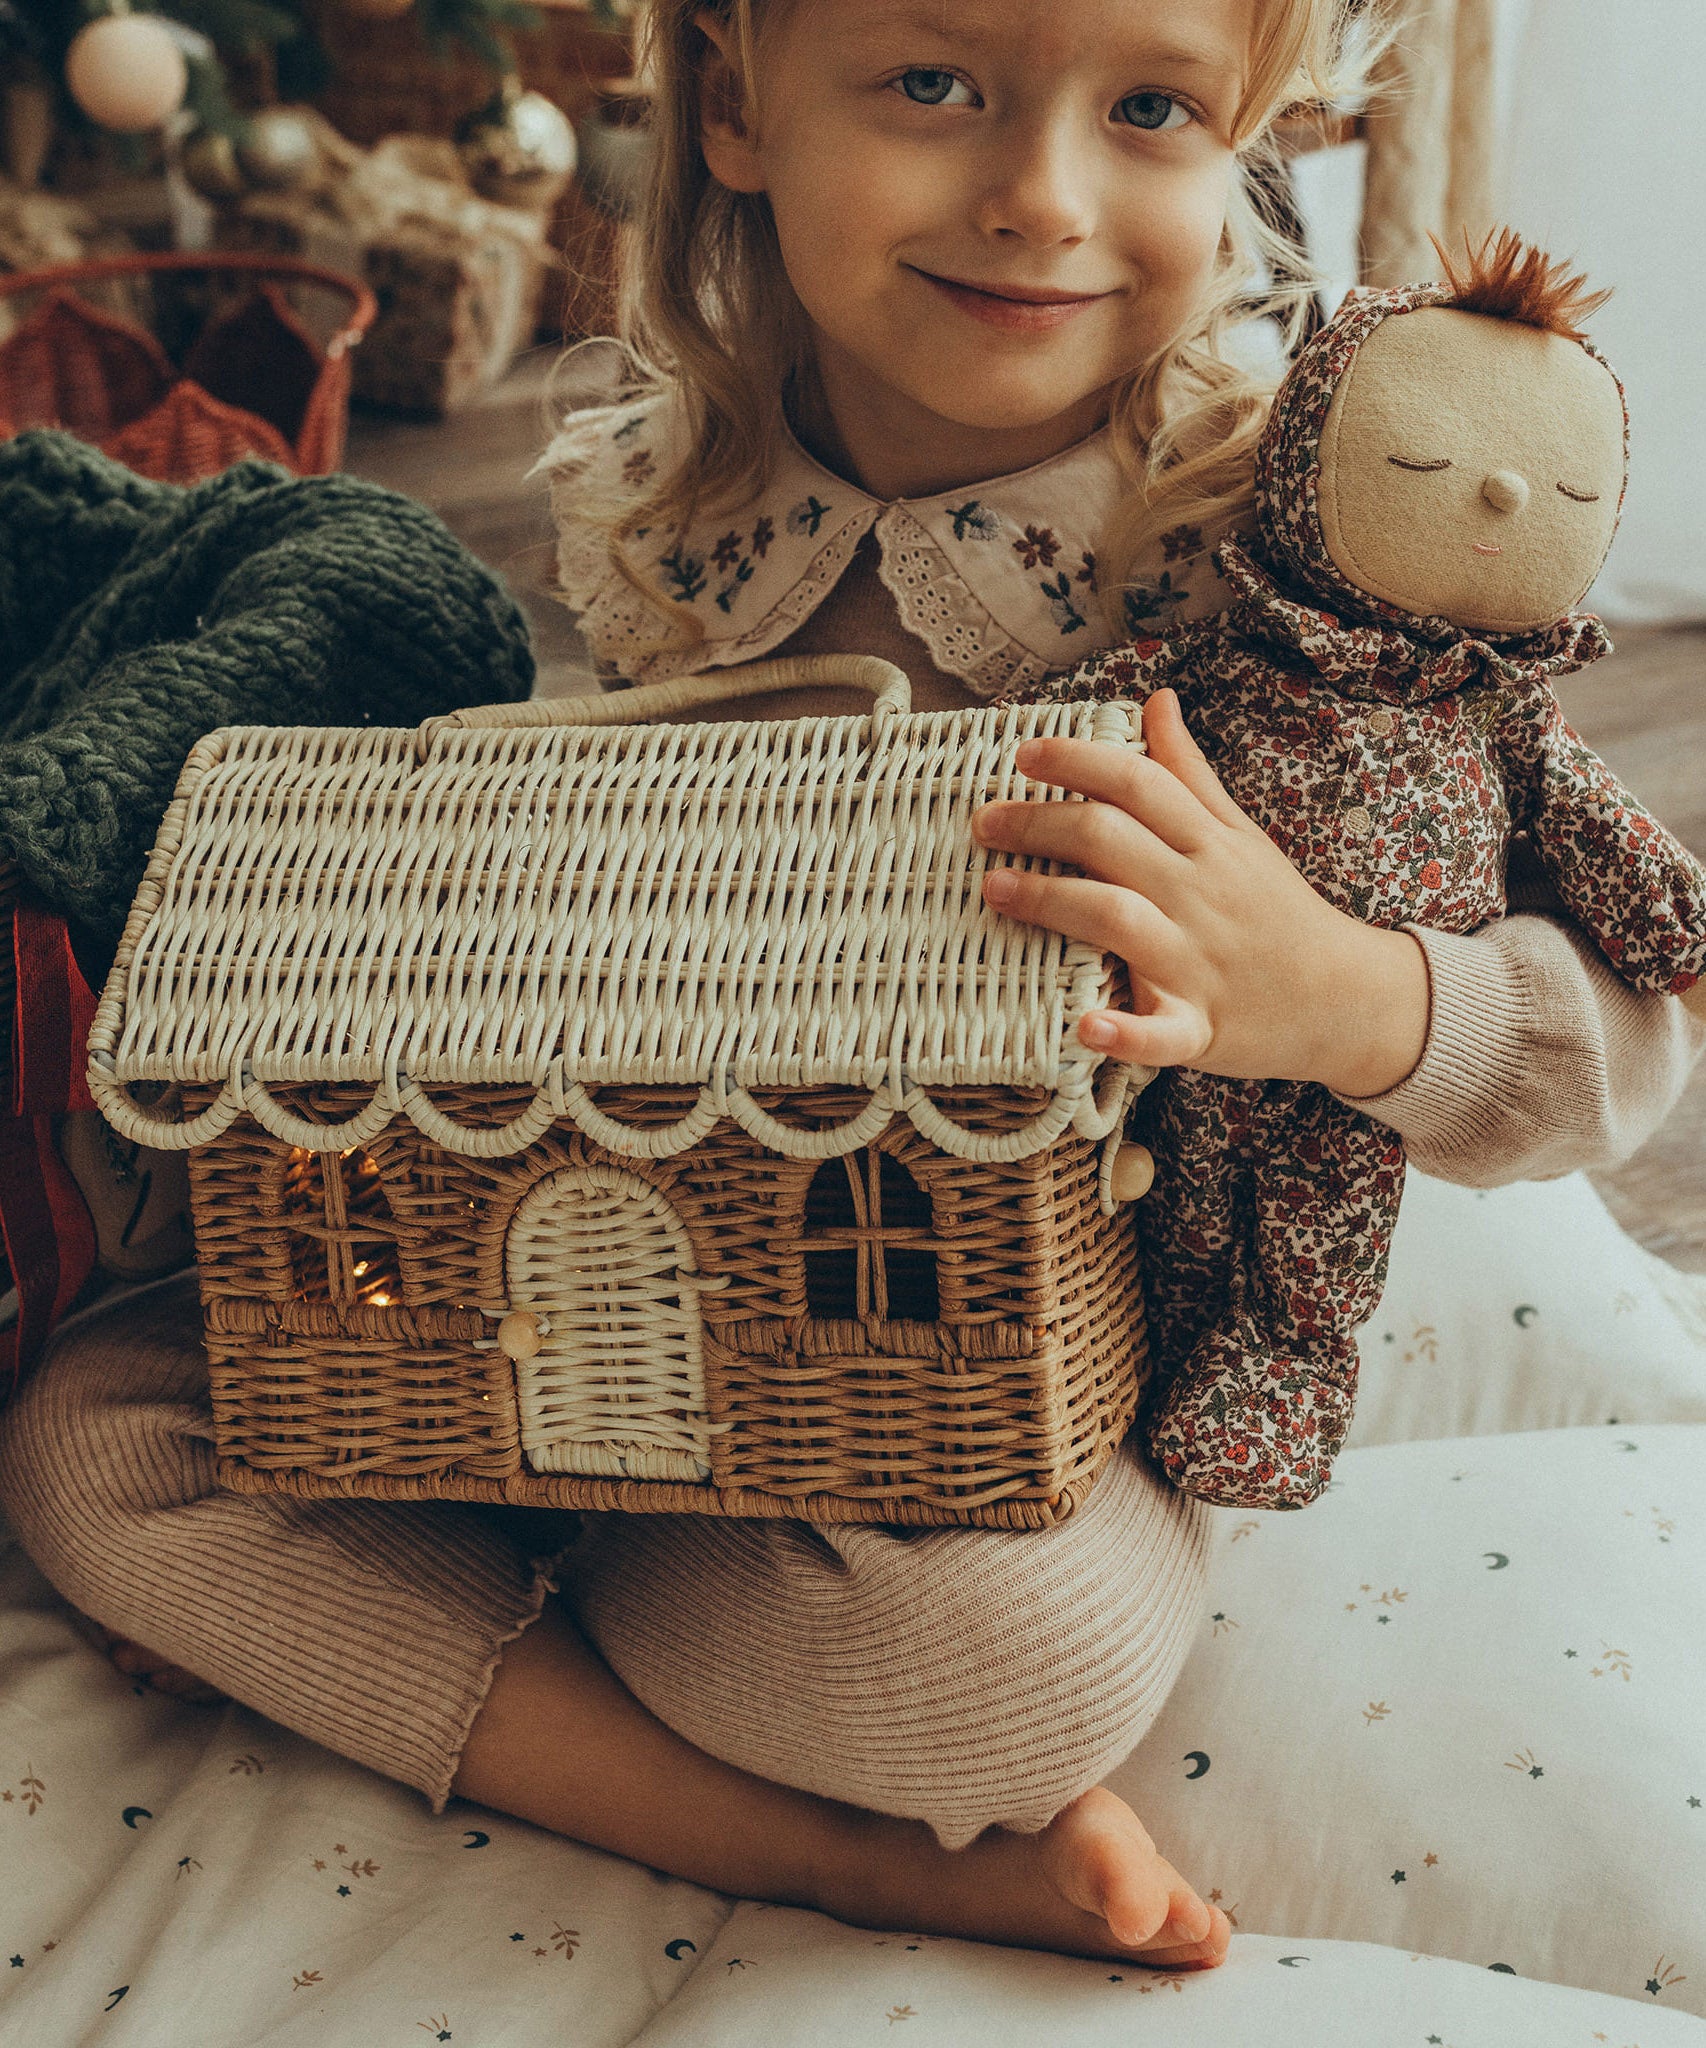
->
[65,14,188,134]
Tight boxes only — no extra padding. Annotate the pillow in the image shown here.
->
[627,1911,1705,2048]
[1105,1424,1706,2016]
[1352,1170,1706,1447]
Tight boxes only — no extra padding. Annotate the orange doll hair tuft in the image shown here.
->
[1431,227,1612,343]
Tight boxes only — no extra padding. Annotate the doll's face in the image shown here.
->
[1314,307,1625,633]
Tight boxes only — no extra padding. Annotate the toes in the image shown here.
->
[1130,1905,1233,1972]
[1081,1828,1175,1949]
[1158,1869,1214,1945]
[101,1638,223,1703]
[1101,1865,1175,1949]
[1038,1791,1226,1962]
[1109,1859,1211,1951]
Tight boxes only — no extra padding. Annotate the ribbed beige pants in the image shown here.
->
[0,1280,1210,1849]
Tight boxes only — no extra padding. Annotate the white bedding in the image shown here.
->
[2,1171,1703,2046]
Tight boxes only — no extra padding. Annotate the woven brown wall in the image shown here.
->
[187,1080,1148,1526]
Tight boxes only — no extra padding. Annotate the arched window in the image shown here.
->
[803,1149,939,1322]
[277,1146,402,1306]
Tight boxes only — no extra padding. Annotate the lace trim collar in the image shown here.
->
[536,394,1231,697]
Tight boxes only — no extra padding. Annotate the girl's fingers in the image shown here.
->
[1002,734,1221,858]
[975,791,1186,893]
[1080,996,1212,1070]
[1139,690,1249,831]
[983,868,1187,982]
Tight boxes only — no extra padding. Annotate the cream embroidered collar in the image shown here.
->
[538,394,1229,699]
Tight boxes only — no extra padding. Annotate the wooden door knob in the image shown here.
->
[497,1311,545,1361]
[1110,1143,1156,1203]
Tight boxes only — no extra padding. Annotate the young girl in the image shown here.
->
[3,0,1701,1977]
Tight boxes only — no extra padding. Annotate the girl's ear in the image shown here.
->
[694,6,766,194]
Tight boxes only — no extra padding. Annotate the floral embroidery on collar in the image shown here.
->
[536,394,1231,696]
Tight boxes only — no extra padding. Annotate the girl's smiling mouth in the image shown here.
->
[909,267,1117,331]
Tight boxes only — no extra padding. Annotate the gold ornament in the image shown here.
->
[455,77,576,212]
[179,125,247,202]
[64,13,188,134]
[235,106,322,193]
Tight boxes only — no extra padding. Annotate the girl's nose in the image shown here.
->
[976,125,1094,245]
[1482,470,1531,514]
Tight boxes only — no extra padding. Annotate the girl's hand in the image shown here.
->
[972,690,1431,1097]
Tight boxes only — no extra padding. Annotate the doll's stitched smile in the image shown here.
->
[1472,542,1504,555]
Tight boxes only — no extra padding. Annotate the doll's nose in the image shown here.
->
[1482,470,1531,513]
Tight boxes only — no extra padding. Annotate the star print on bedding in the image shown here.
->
[1104,1425,1706,2022]
[3,1421,1702,2042]
[535,393,1231,696]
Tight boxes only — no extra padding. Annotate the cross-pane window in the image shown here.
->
[279,1146,402,1305]
[802,1149,939,1322]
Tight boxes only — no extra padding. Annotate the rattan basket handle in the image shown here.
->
[416,654,911,757]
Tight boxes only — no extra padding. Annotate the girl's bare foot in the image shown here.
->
[82,1620,227,1705]
[457,1607,1228,1972]
[819,1786,1231,1970]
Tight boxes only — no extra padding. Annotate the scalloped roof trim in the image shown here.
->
[88,696,1142,1162]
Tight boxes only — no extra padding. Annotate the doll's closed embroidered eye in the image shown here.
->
[1556,483,1601,503]
[1387,456,1453,472]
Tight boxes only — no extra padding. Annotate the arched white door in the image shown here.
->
[505,1165,715,1482]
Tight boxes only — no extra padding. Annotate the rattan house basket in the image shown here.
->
[87,656,1161,1528]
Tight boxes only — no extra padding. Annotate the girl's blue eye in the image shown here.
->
[1115,90,1191,132]
[896,68,970,107]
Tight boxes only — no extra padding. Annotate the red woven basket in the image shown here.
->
[0,251,377,484]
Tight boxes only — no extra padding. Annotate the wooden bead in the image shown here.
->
[496,1310,544,1361]
[1109,1142,1156,1203]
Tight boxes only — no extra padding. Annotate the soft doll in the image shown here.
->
[1037,231,1706,1510]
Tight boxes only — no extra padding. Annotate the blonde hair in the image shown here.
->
[602,0,1384,634]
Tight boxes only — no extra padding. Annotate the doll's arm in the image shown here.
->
[1514,709,1706,998]
[1340,870,1705,1187]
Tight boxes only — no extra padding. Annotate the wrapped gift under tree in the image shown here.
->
[210,109,548,414]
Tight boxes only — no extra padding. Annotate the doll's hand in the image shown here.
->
[972,690,1431,1096]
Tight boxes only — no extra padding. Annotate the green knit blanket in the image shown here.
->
[0,430,534,959]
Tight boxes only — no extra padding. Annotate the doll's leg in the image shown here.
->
[1147,1087,1403,1509]
[562,1438,1212,1849]
[1130,1070,1264,1372]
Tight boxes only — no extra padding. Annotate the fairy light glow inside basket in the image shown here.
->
[88,659,1157,1527]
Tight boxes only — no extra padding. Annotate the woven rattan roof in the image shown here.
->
[89,688,1146,1163]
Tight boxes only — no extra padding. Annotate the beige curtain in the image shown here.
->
[1358,0,1499,285]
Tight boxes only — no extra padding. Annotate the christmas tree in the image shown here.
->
[0,0,616,151]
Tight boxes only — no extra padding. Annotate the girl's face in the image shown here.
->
[699,0,1252,494]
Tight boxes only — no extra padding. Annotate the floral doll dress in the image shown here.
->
[1037,282,1706,1511]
